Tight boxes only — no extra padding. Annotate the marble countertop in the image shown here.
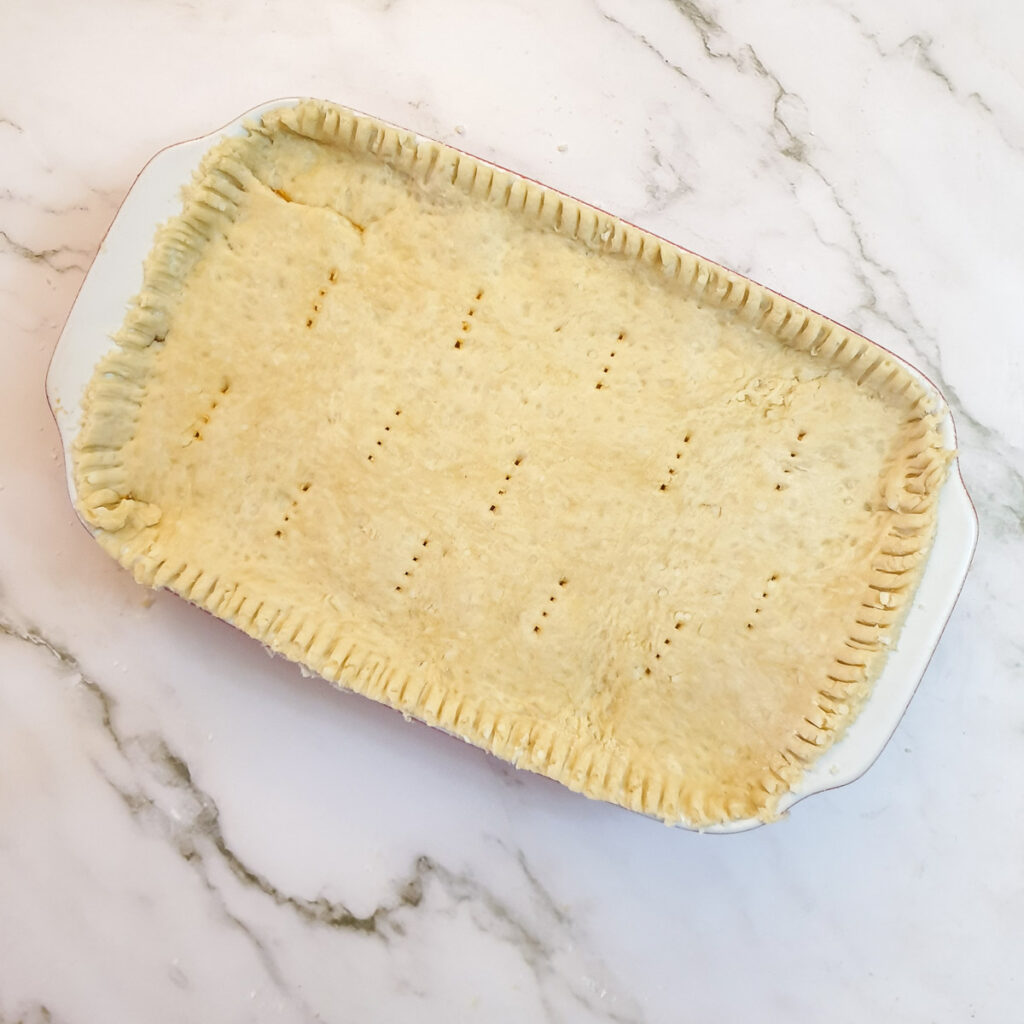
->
[2,1,1021,1021]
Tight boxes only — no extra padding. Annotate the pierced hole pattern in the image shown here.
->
[368,408,403,463]
[305,267,340,330]
[658,433,692,492]
[453,289,485,349]
[489,454,525,514]
[393,537,431,593]
[531,577,569,636]
[184,377,232,445]
[775,428,808,492]
[594,330,625,390]
[746,572,781,630]
[641,616,688,676]
[273,481,314,540]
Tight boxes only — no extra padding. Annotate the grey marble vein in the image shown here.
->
[0,611,327,1018]
[603,8,899,341]
[94,761,294,999]
[107,736,643,1022]
[0,1004,66,1024]
[420,849,643,1024]
[0,614,79,672]
[94,743,322,1018]
[900,33,1018,150]
[641,128,694,212]
[835,9,1020,152]
[509,844,571,929]
[0,187,120,219]
[109,736,644,1023]
[0,613,126,758]
[0,610,642,1024]
[612,3,929,358]
[596,4,711,101]
[741,44,809,164]
[666,0,742,72]
[901,34,969,101]
[0,117,23,134]
[0,228,92,274]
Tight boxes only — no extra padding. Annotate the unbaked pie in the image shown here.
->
[73,100,949,826]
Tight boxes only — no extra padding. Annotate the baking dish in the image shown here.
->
[48,99,978,831]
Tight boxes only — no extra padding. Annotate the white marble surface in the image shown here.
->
[1,0,1021,1020]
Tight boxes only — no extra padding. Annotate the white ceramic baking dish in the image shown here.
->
[47,99,978,832]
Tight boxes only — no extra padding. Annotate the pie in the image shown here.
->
[73,100,949,827]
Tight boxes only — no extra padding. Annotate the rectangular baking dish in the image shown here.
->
[47,99,978,832]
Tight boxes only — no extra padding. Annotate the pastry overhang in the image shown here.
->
[73,100,949,826]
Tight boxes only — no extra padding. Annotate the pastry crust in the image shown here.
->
[73,100,949,826]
